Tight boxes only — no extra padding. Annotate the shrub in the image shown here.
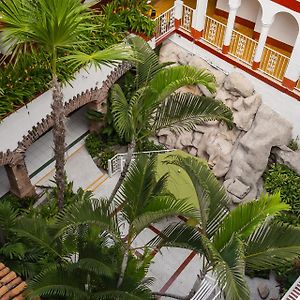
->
[85,134,104,158]
[0,193,36,210]
[263,163,300,223]
[136,139,165,152]
[104,0,156,37]
[97,148,117,171]
[288,137,299,151]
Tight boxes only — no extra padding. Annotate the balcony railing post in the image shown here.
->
[191,0,208,40]
[282,32,300,90]
[222,0,241,54]
[174,0,183,29]
[252,19,273,70]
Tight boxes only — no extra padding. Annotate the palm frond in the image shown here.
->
[127,35,173,88]
[0,0,95,60]
[132,194,200,235]
[0,201,19,233]
[213,193,289,251]
[13,217,62,259]
[55,197,119,240]
[165,155,230,236]
[115,155,164,224]
[147,222,205,254]
[245,222,300,270]
[146,65,216,105]
[212,235,250,300]
[69,258,114,278]
[151,92,233,134]
[111,83,134,140]
[26,265,89,300]
[60,43,135,70]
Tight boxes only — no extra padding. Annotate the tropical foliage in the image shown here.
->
[264,163,300,225]
[149,155,300,300]
[108,36,234,201]
[0,3,129,120]
[0,155,199,298]
[104,0,156,37]
[0,0,136,208]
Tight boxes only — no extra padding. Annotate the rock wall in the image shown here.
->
[157,41,296,203]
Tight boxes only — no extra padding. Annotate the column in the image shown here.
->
[88,99,107,133]
[222,0,241,54]
[174,0,184,30]
[252,22,273,69]
[5,157,36,198]
[191,0,209,40]
[283,33,300,90]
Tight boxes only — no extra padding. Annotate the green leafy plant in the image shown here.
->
[104,0,156,37]
[97,147,117,170]
[288,136,299,151]
[264,163,300,223]
[136,138,165,152]
[85,133,104,157]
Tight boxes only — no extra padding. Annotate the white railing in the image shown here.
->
[203,16,226,50]
[180,4,194,32]
[155,6,176,40]
[259,46,290,81]
[281,275,300,300]
[228,30,258,66]
[191,275,223,300]
[107,149,175,177]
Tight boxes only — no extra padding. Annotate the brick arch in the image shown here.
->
[0,62,132,167]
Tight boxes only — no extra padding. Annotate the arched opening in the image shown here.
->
[24,106,90,187]
[214,0,262,37]
[255,11,299,57]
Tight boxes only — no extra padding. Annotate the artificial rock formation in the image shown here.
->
[157,41,294,203]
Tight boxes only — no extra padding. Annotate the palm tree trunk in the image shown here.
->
[109,140,136,202]
[52,75,65,211]
[117,247,129,288]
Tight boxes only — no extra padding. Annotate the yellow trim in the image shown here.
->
[35,144,85,185]
[92,176,109,191]
[84,174,105,191]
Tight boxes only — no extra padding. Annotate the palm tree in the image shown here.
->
[0,0,135,209]
[149,155,300,300]
[109,36,233,201]
[2,156,199,298]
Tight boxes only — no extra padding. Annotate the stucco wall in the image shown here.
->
[216,0,299,47]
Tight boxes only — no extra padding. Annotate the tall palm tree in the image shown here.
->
[0,0,135,209]
[109,36,234,201]
[149,155,300,300]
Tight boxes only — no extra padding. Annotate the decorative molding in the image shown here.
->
[0,62,132,167]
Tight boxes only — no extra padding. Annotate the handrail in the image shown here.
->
[154,6,175,22]
[107,149,175,177]
[281,275,300,299]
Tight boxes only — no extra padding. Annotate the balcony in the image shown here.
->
[152,1,300,100]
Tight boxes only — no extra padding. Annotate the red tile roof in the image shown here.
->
[0,262,27,300]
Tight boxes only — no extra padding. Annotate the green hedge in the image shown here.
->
[264,163,300,224]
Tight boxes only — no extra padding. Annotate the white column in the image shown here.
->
[283,33,300,90]
[174,0,184,29]
[252,22,273,69]
[222,0,241,54]
[191,0,208,39]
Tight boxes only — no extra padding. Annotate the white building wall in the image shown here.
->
[216,0,300,47]
[216,0,260,24]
